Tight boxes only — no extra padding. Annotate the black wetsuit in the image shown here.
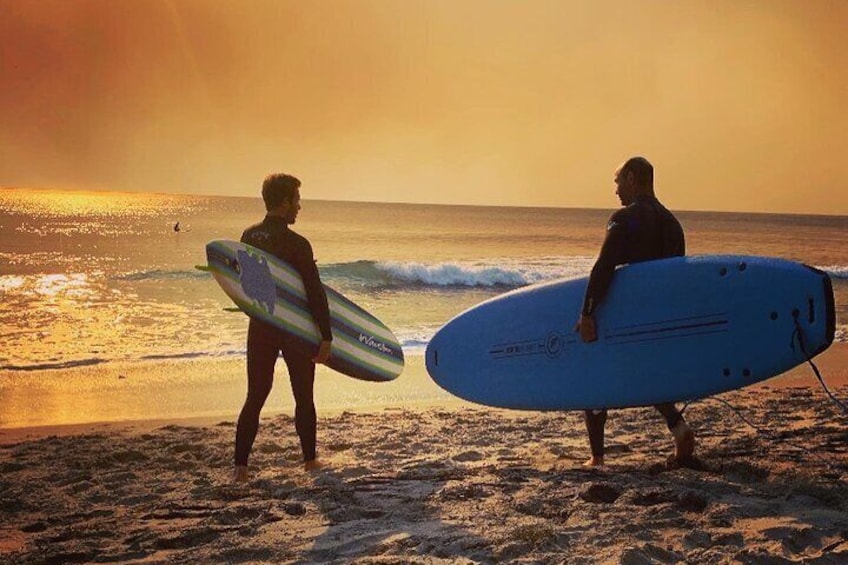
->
[581,195,687,458]
[234,215,332,466]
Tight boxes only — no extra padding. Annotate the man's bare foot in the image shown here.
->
[583,455,604,467]
[304,459,325,472]
[672,421,696,460]
[233,465,249,483]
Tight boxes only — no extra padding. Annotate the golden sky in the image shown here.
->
[2,0,846,214]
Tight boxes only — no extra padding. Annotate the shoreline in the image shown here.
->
[2,343,846,443]
[0,354,456,433]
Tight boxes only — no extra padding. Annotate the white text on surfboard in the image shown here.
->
[359,334,392,354]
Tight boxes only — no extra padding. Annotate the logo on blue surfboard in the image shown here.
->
[488,331,568,360]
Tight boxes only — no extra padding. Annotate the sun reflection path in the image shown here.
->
[0,187,194,220]
[0,271,247,371]
[33,273,97,298]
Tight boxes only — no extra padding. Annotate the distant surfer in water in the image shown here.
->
[233,173,333,483]
[174,222,181,232]
[575,156,696,466]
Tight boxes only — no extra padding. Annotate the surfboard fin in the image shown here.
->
[195,265,211,272]
[223,307,242,313]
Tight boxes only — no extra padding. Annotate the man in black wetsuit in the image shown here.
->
[234,173,333,482]
[575,157,696,467]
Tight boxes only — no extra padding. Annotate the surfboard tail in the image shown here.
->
[802,264,835,358]
[824,271,835,353]
[819,267,835,356]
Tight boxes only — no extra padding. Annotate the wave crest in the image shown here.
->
[322,258,595,289]
[376,261,538,287]
[817,265,848,280]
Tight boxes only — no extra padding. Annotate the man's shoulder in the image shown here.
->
[285,228,314,258]
[242,220,267,234]
[606,207,631,231]
[630,198,681,223]
[241,219,277,244]
[652,199,683,227]
[610,206,633,220]
[242,220,268,239]
[286,228,311,246]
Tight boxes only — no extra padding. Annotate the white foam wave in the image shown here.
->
[373,257,595,288]
[817,265,848,280]
[395,326,442,354]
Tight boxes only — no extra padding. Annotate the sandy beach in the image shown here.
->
[1,345,847,564]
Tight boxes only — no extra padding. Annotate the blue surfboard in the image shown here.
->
[425,255,834,410]
[206,240,404,382]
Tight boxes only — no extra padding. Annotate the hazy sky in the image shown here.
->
[2,0,846,213]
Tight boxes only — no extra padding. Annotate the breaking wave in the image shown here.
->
[320,257,595,289]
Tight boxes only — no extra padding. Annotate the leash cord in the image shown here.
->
[707,396,837,470]
[792,316,848,416]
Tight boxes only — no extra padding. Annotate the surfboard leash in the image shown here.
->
[681,397,832,466]
[704,396,839,470]
[674,317,846,469]
[791,315,848,417]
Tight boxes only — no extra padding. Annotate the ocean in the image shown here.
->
[1,187,847,373]
[0,188,847,428]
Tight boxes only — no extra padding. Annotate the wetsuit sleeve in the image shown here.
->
[581,212,629,316]
[294,240,333,342]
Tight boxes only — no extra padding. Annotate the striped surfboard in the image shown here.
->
[206,240,404,382]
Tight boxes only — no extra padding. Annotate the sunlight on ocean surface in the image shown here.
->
[2,187,847,372]
[1,188,847,426]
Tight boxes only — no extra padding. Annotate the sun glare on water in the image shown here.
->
[33,273,96,299]
[1,188,184,219]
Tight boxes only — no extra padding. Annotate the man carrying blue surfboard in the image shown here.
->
[575,157,696,467]
[233,173,333,483]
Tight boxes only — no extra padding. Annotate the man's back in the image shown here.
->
[240,215,332,341]
[608,196,685,266]
[241,216,311,267]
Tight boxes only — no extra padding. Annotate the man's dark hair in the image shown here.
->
[261,173,301,211]
[621,157,653,190]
